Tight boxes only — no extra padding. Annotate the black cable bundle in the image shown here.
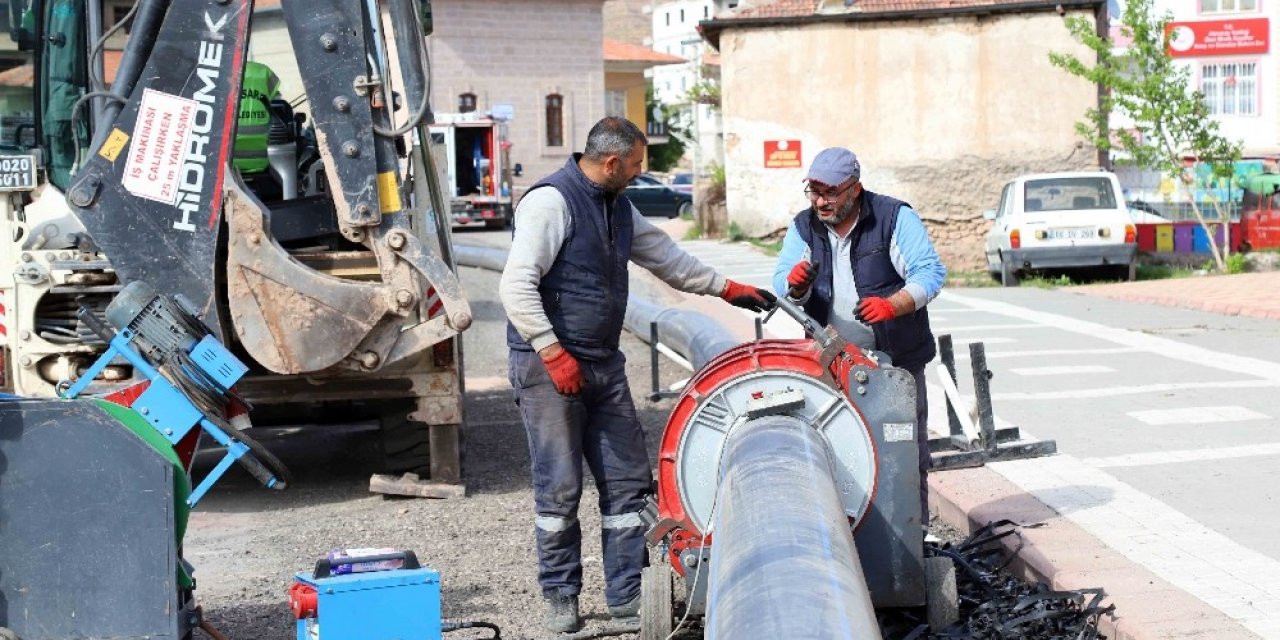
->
[881,520,1115,640]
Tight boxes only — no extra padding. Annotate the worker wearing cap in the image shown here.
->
[500,116,775,634]
[772,147,946,523]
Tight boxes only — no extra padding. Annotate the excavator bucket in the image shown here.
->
[66,0,469,375]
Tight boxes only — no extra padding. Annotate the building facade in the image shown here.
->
[703,0,1106,270]
[652,0,724,173]
[253,0,608,198]
[1112,0,1278,208]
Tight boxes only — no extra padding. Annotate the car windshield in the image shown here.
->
[1023,177,1117,212]
[672,173,692,185]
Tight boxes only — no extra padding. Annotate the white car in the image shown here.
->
[983,171,1137,286]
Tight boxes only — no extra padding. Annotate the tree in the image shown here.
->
[1049,0,1241,271]
[646,87,687,173]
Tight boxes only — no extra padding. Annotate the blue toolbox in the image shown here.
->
[289,550,441,640]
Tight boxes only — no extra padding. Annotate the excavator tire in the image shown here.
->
[378,400,432,476]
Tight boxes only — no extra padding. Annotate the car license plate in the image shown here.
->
[0,155,36,192]
[1048,227,1094,240]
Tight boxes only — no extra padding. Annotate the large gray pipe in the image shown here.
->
[707,415,881,640]
[453,243,741,369]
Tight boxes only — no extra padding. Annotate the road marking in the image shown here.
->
[1083,442,1280,468]
[993,379,1280,400]
[1009,364,1115,376]
[950,336,1017,346]
[994,455,1280,637]
[1127,405,1269,426]
[935,323,1042,331]
[941,291,1280,383]
[953,347,1143,360]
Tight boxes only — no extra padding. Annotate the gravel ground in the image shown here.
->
[188,264,692,640]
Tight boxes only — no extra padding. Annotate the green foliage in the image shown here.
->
[1021,274,1075,289]
[1048,0,1241,176]
[1225,252,1247,274]
[683,220,704,241]
[748,238,783,256]
[1049,0,1242,271]
[686,80,720,107]
[708,162,726,188]
[646,86,687,173]
[1136,263,1197,280]
[727,221,746,242]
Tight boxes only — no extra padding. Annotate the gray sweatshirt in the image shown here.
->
[499,187,727,352]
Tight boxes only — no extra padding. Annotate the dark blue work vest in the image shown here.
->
[794,190,936,370]
[506,155,635,361]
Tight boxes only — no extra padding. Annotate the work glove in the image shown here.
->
[854,296,896,325]
[786,260,819,299]
[539,344,584,395]
[720,280,777,313]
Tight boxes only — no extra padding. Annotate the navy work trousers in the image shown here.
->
[508,349,652,607]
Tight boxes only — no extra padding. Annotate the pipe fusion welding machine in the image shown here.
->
[639,296,955,639]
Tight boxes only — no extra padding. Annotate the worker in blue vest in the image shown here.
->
[772,147,946,524]
[501,117,775,634]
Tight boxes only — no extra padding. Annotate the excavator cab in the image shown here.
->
[0,0,470,482]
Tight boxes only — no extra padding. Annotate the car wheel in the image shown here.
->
[1000,256,1020,287]
[675,201,692,219]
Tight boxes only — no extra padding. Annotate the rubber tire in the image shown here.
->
[675,201,692,219]
[640,564,675,640]
[378,403,431,476]
[1000,256,1020,287]
[925,556,959,632]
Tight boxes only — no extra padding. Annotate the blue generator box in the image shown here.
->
[291,551,441,640]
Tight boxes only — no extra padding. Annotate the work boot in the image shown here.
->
[607,594,641,619]
[544,594,581,633]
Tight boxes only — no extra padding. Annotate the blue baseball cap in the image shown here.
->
[805,147,860,186]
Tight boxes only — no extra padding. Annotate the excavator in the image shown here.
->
[0,1,473,636]
[0,0,470,480]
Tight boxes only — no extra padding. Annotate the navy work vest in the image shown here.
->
[506,155,636,361]
[794,190,936,370]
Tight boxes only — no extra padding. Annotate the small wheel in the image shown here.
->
[640,563,674,640]
[675,201,692,219]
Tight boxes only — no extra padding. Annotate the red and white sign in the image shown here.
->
[1166,18,1269,58]
[764,140,803,169]
[123,88,198,205]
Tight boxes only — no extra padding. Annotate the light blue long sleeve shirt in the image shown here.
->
[772,206,946,344]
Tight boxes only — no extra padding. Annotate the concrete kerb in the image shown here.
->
[452,242,1257,640]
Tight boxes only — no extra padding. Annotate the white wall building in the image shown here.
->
[1111,0,1278,205]
[651,0,722,172]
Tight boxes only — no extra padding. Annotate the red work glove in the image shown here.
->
[786,261,819,298]
[854,296,897,325]
[720,280,777,312]
[539,344,583,395]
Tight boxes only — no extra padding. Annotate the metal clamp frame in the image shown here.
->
[928,335,1057,470]
[60,315,284,506]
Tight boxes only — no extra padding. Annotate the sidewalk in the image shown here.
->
[1077,272,1280,320]
[653,221,1265,640]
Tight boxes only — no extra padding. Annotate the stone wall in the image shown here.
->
[716,9,1104,272]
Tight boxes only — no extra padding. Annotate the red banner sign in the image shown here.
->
[1166,18,1269,57]
[764,140,802,169]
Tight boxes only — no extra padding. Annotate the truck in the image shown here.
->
[429,112,517,229]
[0,0,471,486]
